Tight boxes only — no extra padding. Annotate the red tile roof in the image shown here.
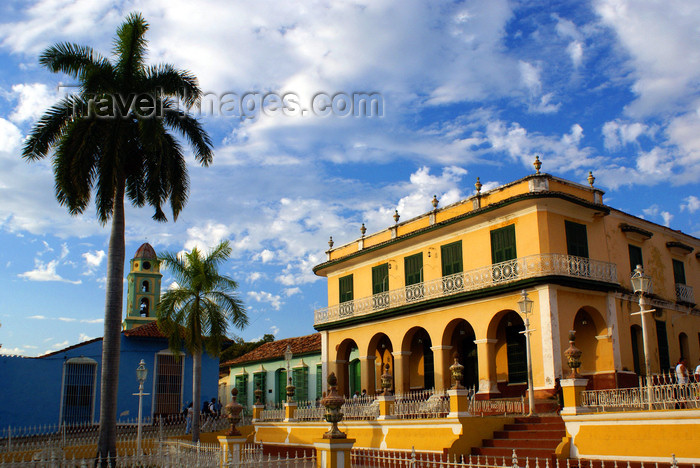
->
[221,333,321,367]
[123,320,168,338]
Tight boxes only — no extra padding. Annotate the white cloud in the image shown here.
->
[680,196,700,213]
[28,315,47,320]
[9,83,61,123]
[661,211,673,227]
[78,333,94,342]
[602,120,648,150]
[0,346,26,356]
[247,290,283,311]
[18,259,81,284]
[284,287,301,297]
[184,222,230,253]
[0,117,22,152]
[270,325,280,336]
[82,250,106,274]
[247,272,263,282]
[258,250,274,263]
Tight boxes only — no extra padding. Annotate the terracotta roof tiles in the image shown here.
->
[221,333,321,367]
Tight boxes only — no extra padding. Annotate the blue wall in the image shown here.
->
[0,335,219,429]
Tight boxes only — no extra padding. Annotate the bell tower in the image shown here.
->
[123,242,162,330]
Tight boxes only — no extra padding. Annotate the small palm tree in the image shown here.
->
[22,12,212,461]
[157,240,247,442]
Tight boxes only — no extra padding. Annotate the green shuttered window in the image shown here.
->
[339,275,353,303]
[253,372,266,405]
[372,264,389,294]
[293,367,308,402]
[565,221,589,258]
[441,241,463,276]
[491,225,517,263]
[404,253,423,286]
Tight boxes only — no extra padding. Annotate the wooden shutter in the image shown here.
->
[253,372,266,405]
[628,245,643,272]
[404,253,423,286]
[293,367,308,402]
[316,364,323,400]
[490,225,517,263]
[339,275,353,303]
[235,374,248,406]
[565,221,589,258]
[276,370,287,404]
[672,259,686,284]
[372,264,389,294]
[441,241,463,276]
[506,323,527,383]
[655,319,670,371]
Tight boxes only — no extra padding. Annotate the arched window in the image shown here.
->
[141,280,149,292]
[140,298,149,317]
[61,357,97,424]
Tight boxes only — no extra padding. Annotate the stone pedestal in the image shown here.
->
[252,404,264,422]
[376,395,395,420]
[447,388,471,418]
[218,436,247,467]
[314,438,356,468]
[284,402,297,421]
[560,378,592,415]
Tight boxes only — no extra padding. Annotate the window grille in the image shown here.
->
[61,358,97,424]
[154,353,183,416]
[293,367,309,401]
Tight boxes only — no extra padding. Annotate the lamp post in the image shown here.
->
[284,345,295,402]
[517,290,536,416]
[134,359,150,455]
[630,265,654,409]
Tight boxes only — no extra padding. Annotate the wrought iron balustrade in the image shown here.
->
[315,254,618,325]
[675,283,694,304]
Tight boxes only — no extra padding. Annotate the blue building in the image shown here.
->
[0,243,220,429]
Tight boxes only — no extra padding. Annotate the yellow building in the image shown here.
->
[312,161,699,400]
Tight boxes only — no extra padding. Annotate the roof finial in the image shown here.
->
[393,210,400,224]
[533,155,542,175]
[431,195,439,210]
[475,177,482,195]
[360,223,366,237]
[328,236,334,250]
[587,171,595,188]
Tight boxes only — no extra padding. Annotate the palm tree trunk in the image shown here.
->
[96,183,126,463]
[192,349,202,442]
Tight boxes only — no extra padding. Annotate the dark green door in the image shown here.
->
[276,369,287,404]
[404,253,424,301]
[506,320,527,383]
[565,221,589,258]
[349,359,361,396]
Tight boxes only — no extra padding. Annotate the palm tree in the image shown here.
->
[21,13,213,460]
[157,240,247,442]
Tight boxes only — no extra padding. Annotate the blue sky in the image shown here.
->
[0,0,698,356]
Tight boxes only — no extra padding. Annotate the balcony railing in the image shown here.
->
[676,283,695,304]
[314,253,618,325]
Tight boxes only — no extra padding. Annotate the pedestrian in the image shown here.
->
[675,357,689,409]
[694,358,700,382]
[185,402,193,434]
[201,399,212,431]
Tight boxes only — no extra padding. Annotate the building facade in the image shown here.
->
[0,243,220,428]
[313,163,699,400]
[220,334,322,410]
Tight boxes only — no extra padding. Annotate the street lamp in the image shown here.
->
[134,359,150,455]
[284,345,295,402]
[517,289,536,416]
[630,265,654,409]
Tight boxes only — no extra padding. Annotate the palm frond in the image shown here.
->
[39,42,111,80]
[145,65,201,107]
[162,107,213,166]
[22,96,85,160]
[114,12,149,82]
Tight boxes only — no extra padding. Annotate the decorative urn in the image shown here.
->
[449,354,464,389]
[564,330,583,378]
[320,373,346,439]
[380,363,393,396]
[224,388,243,436]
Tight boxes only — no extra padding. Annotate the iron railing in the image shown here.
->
[315,254,618,325]
[675,283,695,304]
[581,373,700,411]
[393,389,450,419]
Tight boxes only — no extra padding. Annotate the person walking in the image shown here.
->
[675,358,689,409]
[185,403,193,434]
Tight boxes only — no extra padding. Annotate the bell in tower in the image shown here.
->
[123,242,162,330]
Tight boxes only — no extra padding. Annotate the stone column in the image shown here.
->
[430,345,453,392]
[314,439,356,468]
[359,355,376,396]
[251,404,264,422]
[377,395,396,420]
[391,351,410,394]
[474,338,499,398]
[284,402,297,421]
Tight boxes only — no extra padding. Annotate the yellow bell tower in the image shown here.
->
[123,242,162,330]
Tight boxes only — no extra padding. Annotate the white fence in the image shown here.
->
[393,389,450,419]
[351,448,688,468]
[581,373,700,412]
[0,415,232,454]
